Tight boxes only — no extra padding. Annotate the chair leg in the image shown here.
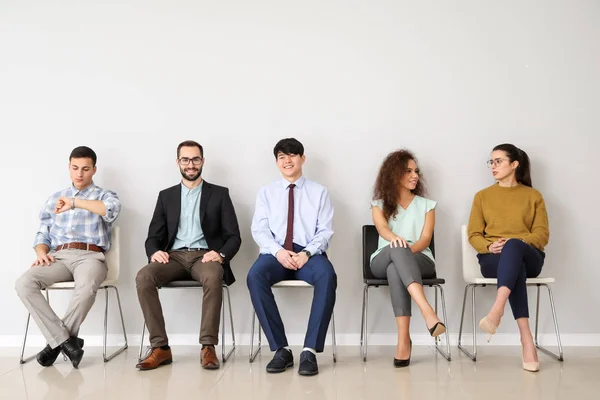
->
[103,286,128,362]
[221,286,236,363]
[138,321,147,362]
[534,284,564,361]
[331,311,337,363]
[249,311,262,363]
[433,285,451,361]
[458,284,477,361]
[360,285,369,362]
[19,313,35,364]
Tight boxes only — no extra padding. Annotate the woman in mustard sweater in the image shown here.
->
[468,143,549,372]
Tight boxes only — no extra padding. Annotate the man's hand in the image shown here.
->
[202,250,224,264]
[151,250,170,264]
[31,251,55,267]
[54,196,72,214]
[292,251,309,269]
[276,249,299,270]
[488,239,507,254]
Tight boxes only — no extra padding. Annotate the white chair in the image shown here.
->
[20,227,128,364]
[137,281,236,363]
[249,280,337,363]
[457,225,563,362]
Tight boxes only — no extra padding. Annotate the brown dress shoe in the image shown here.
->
[201,345,220,370]
[136,347,173,371]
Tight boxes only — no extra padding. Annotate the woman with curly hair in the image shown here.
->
[369,149,445,367]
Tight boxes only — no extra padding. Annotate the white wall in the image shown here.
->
[1,0,598,347]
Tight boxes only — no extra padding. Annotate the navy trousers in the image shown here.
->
[478,239,545,319]
[246,244,337,352]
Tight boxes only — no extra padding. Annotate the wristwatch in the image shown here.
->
[219,252,226,261]
[302,250,312,258]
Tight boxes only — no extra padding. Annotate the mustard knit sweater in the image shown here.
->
[467,183,549,254]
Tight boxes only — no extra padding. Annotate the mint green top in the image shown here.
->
[370,195,437,262]
[172,182,209,250]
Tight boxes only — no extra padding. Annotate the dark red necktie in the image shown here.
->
[284,184,296,251]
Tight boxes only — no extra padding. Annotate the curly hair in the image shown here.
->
[373,149,427,221]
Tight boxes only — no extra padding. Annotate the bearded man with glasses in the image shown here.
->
[135,140,241,371]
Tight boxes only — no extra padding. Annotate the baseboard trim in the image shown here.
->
[2,333,598,348]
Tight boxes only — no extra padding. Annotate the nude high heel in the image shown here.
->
[522,357,540,372]
[478,316,498,342]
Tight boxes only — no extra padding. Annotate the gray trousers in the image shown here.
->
[370,246,436,317]
[15,249,107,348]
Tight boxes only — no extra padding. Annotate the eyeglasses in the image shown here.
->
[486,158,508,168]
[179,157,203,165]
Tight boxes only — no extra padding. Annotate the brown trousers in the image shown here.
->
[136,249,223,347]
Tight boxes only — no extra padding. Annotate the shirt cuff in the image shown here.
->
[269,244,284,258]
[33,235,51,249]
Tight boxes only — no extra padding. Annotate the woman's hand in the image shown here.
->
[390,236,409,248]
[488,239,507,254]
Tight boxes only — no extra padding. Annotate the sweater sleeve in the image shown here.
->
[521,193,550,251]
[467,192,492,254]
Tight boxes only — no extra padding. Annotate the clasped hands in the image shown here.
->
[276,249,309,270]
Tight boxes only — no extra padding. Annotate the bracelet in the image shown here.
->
[71,198,75,210]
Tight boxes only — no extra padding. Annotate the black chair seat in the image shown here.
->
[364,278,446,286]
[159,280,202,288]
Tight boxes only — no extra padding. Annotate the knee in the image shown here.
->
[75,281,101,299]
[503,239,525,252]
[314,262,337,289]
[200,268,223,289]
[15,274,35,297]
[246,265,262,289]
[135,267,157,290]
[389,246,413,257]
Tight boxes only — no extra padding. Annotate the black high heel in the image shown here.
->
[428,322,446,337]
[393,340,412,368]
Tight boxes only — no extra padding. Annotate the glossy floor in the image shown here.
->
[1,345,598,399]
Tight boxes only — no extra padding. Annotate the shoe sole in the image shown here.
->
[266,362,294,373]
[70,350,84,369]
[137,358,173,371]
[431,325,446,337]
[298,369,319,376]
[202,363,220,370]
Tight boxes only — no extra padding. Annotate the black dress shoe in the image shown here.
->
[298,350,319,376]
[60,337,84,368]
[393,340,412,368]
[36,338,84,367]
[266,348,293,373]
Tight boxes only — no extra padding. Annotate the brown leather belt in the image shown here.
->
[55,242,105,253]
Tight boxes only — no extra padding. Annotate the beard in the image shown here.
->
[180,166,203,182]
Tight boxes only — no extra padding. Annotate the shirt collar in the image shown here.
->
[181,180,203,195]
[280,175,305,189]
[70,182,96,197]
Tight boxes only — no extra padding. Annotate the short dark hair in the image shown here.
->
[273,138,304,159]
[492,143,532,187]
[177,140,204,158]
[69,146,97,166]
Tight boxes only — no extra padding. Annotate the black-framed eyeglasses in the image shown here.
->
[486,158,508,168]
[179,157,203,165]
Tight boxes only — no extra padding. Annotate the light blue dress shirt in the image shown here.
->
[172,182,208,250]
[251,176,334,257]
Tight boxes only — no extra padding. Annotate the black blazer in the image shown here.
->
[145,181,242,285]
